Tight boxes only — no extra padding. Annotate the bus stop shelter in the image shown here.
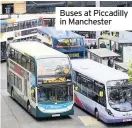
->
[115,62,129,73]
[98,35,132,62]
[87,48,120,65]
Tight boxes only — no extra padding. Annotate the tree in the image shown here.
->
[128,59,132,84]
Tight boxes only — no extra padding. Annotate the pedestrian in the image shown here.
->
[93,42,97,49]
[90,43,94,49]
[108,58,114,67]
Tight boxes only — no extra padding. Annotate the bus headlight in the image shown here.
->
[106,109,114,117]
[67,105,73,110]
[38,107,46,112]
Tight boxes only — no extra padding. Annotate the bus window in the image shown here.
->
[87,80,94,90]
[26,20,32,28]
[14,50,18,62]
[17,52,22,64]
[98,89,106,107]
[19,21,25,29]
[27,57,31,71]
[87,80,95,99]
[76,76,81,92]
[17,77,22,91]
[10,72,14,85]
[30,59,35,73]
[38,19,43,26]
[57,38,83,49]
[32,19,37,27]
[24,79,27,96]
[1,26,6,33]
[13,23,19,30]
[14,75,18,88]
[21,55,27,68]
[10,48,15,60]
[7,24,13,32]
[94,82,106,106]
[81,78,87,96]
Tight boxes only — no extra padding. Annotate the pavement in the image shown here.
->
[1,62,132,128]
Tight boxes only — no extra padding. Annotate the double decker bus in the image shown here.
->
[0,14,55,61]
[37,27,86,58]
[7,41,74,118]
[0,16,45,61]
[72,59,132,123]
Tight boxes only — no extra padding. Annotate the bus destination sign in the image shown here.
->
[43,77,66,84]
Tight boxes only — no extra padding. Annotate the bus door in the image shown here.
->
[94,81,106,113]
[29,59,36,109]
[30,86,36,109]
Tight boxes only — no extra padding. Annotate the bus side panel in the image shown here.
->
[36,107,74,118]
[74,91,95,115]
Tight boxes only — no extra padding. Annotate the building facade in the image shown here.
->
[26,1,67,13]
[68,1,132,7]
[1,1,132,14]
[0,1,26,14]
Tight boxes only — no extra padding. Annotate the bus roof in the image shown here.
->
[71,59,128,84]
[11,14,55,19]
[115,62,129,70]
[38,27,82,39]
[99,35,132,43]
[88,48,120,58]
[4,14,55,23]
[10,41,68,59]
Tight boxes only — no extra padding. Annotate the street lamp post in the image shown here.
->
[96,1,100,48]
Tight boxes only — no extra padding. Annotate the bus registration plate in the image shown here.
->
[68,53,80,58]
[123,119,132,122]
[52,114,60,117]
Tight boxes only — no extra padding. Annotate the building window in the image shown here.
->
[2,4,14,14]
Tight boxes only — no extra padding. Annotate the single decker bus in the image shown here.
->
[71,58,132,123]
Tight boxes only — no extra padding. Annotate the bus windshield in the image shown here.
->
[37,85,73,104]
[107,80,132,112]
[37,57,71,76]
[57,38,83,49]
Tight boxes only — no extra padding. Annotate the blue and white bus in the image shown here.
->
[72,58,132,123]
[37,27,86,58]
[7,41,74,118]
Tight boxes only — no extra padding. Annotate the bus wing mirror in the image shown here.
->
[99,91,103,97]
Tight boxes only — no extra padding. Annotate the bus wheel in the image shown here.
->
[11,88,14,99]
[95,109,99,120]
[27,102,31,114]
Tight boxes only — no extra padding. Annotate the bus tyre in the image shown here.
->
[95,110,99,120]
[27,102,31,114]
[11,88,14,99]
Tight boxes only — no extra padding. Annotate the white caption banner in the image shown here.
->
[55,7,132,31]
